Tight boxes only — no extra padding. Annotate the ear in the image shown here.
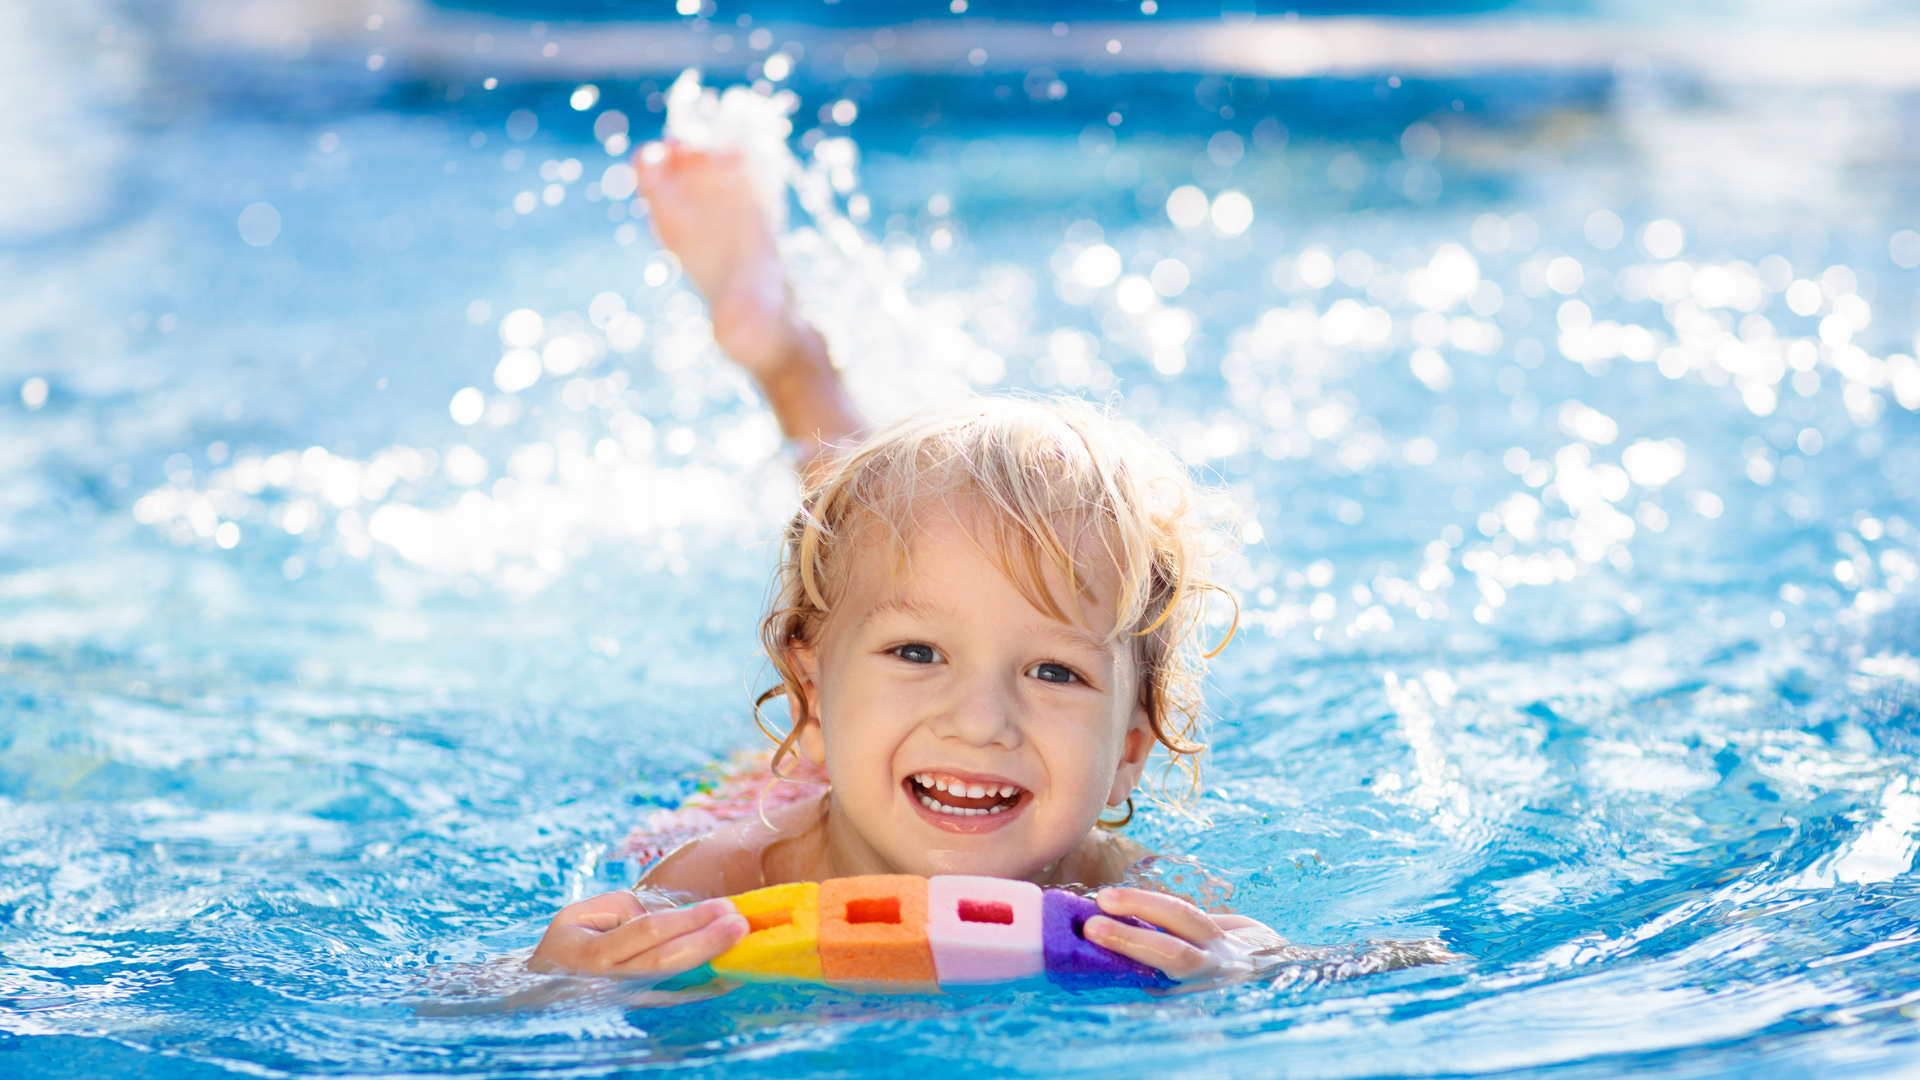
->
[788,640,828,766]
[1106,697,1155,808]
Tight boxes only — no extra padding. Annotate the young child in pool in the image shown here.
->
[526,144,1283,989]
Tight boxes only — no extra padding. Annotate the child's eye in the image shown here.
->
[1028,662,1078,684]
[893,643,941,664]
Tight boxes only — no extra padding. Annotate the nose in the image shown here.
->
[931,668,1022,749]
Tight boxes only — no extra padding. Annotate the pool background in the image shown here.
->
[6,0,1920,1077]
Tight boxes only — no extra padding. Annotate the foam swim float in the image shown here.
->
[709,874,1174,992]
[619,757,1175,992]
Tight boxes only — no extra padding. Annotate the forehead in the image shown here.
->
[838,502,1125,634]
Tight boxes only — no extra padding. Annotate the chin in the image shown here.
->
[911,851,1040,881]
[897,829,1060,882]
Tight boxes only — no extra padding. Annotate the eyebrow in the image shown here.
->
[1035,622,1113,657]
[859,597,942,628]
[861,597,1114,655]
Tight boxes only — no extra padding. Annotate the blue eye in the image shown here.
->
[894,643,939,664]
[1030,662,1076,684]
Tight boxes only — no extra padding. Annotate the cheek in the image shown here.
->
[1031,704,1127,787]
[815,657,910,770]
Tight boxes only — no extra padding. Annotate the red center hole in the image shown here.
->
[846,897,901,924]
[958,899,1015,925]
[745,909,792,933]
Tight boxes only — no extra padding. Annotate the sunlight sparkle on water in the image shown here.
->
[25,49,1920,1077]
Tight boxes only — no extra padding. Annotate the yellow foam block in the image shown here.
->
[709,882,824,981]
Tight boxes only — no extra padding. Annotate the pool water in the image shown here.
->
[6,2,1920,1077]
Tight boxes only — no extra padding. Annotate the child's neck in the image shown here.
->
[814,793,910,880]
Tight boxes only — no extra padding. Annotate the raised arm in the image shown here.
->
[634,143,865,482]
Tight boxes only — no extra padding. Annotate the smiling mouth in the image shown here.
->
[907,773,1026,817]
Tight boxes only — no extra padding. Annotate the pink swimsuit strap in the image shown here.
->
[617,751,829,870]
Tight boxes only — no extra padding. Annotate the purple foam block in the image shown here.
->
[1040,889,1177,991]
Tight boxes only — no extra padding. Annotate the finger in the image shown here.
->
[1094,888,1221,945]
[664,145,738,170]
[1210,914,1262,932]
[634,140,670,171]
[1083,915,1214,982]
[613,911,749,977]
[594,899,735,965]
[560,891,647,931]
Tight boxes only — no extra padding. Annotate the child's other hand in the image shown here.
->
[1084,887,1286,986]
[527,892,748,979]
[632,142,798,380]
[630,141,861,470]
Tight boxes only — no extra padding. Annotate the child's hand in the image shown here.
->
[527,892,748,979]
[1083,887,1288,986]
[633,143,799,381]
[633,141,863,473]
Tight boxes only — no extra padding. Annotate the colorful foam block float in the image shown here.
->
[818,874,940,992]
[709,881,823,982]
[1039,888,1175,991]
[708,874,1174,992]
[927,874,1045,985]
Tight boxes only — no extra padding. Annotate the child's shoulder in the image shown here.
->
[1051,829,1155,888]
[620,751,831,897]
[638,790,827,899]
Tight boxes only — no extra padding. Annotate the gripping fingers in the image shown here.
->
[562,890,647,932]
[1090,890,1271,985]
[1094,888,1222,945]
[1083,915,1216,982]
[613,908,749,977]
[596,899,738,966]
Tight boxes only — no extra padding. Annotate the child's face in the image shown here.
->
[791,509,1154,882]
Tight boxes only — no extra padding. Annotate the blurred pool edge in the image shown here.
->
[166,1,1920,90]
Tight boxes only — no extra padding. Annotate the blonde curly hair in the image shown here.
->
[755,395,1237,816]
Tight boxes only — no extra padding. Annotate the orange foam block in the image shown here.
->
[709,882,824,982]
[817,875,939,992]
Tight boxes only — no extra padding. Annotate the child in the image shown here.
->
[526,144,1283,989]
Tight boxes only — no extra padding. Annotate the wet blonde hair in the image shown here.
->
[755,395,1237,814]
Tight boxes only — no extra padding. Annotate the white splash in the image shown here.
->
[659,70,801,235]
[131,72,1003,598]
[1825,775,1920,886]
[660,70,999,419]
[124,73,1920,633]
[1380,670,1472,832]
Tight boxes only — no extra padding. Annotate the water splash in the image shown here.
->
[130,72,1007,598]
[19,44,1920,1076]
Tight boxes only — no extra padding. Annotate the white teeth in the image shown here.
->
[918,792,1007,817]
[911,774,1025,814]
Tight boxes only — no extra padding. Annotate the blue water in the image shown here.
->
[6,2,1920,1077]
